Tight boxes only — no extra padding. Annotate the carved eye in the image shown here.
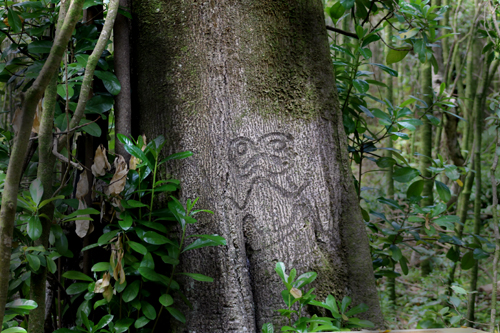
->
[267,139,286,152]
[236,142,248,155]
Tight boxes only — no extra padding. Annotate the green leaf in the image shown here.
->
[159,294,174,307]
[134,316,150,329]
[94,71,121,95]
[57,84,74,100]
[29,179,44,206]
[179,273,214,282]
[435,180,451,202]
[143,231,174,245]
[122,280,140,302]
[167,307,186,323]
[27,216,42,241]
[352,79,369,94]
[126,200,147,208]
[399,28,420,39]
[275,262,288,282]
[446,247,460,262]
[407,180,424,200]
[117,134,154,170]
[376,157,396,168]
[392,167,419,183]
[26,253,40,271]
[370,63,398,77]
[182,237,224,252]
[434,215,459,230]
[159,151,193,164]
[345,303,368,316]
[167,199,187,230]
[340,296,351,313]
[98,229,120,245]
[329,2,345,20]
[2,328,28,333]
[451,285,468,295]
[114,318,134,331]
[473,248,490,260]
[386,48,409,65]
[5,299,38,310]
[127,241,147,255]
[460,251,475,270]
[66,282,89,295]
[91,262,111,272]
[80,120,101,137]
[390,245,402,261]
[293,272,317,289]
[118,212,133,231]
[359,48,372,59]
[141,301,157,320]
[7,9,22,33]
[63,270,94,282]
[95,314,114,330]
[340,0,355,10]
[138,267,161,282]
[261,322,274,333]
[397,119,423,131]
[27,41,53,54]
[361,34,381,48]
[64,208,100,220]
[400,256,409,275]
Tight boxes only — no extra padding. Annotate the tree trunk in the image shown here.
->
[131,0,383,331]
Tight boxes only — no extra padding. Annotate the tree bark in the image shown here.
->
[131,0,383,331]
[113,0,132,160]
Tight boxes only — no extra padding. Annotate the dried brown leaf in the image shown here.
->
[91,144,111,177]
[75,199,91,238]
[76,170,89,200]
[107,155,128,196]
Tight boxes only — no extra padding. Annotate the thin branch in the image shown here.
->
[30,116,101,140]
[326,25,359,39]
[52,137,83,170]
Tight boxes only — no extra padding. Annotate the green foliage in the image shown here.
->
[262,263,373,332]
[46,135,226,331]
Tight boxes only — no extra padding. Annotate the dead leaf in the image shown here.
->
[75,199,91,238]
[76,170,89,200]
[95,272,111,293]
[111,235,126,284]
[107,155,128,196]
[91,145,111,177]
[290,288,302,299]
[31,100,42,134]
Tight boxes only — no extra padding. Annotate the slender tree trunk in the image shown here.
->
[0,0,85,325]
[384,25,396,308]
[466,59,499,325]
[114,0,132,160]
[131,1,383,331]
[28,74,58,333]
[420,59,433,277]
[490,128,499,333]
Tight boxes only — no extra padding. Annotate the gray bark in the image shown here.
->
[113,0,132,160]
[131,1,382,331]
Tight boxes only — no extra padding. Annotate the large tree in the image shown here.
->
[130,0,382,331]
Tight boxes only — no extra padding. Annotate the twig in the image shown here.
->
[361,0,376,26]
[30,116,101,140]
[326,25,358,39]
[52,137,82,170]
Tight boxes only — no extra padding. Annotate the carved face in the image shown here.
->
[228,132,294,179]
